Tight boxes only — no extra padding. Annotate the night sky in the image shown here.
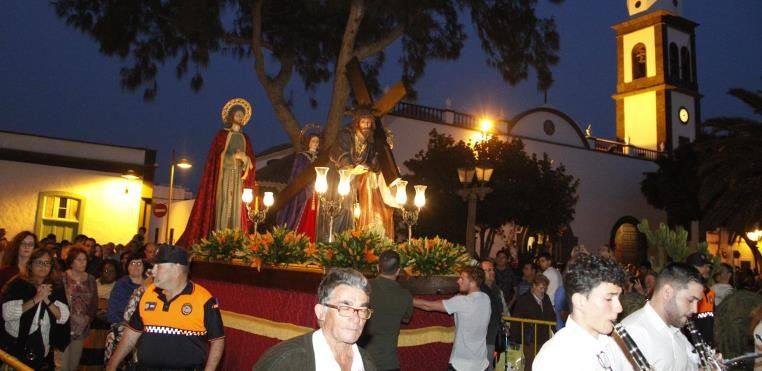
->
[1,1,759,192]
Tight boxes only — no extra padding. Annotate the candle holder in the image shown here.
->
[242,189,274,234]
[314,167,351,242]
[395,182,427,244]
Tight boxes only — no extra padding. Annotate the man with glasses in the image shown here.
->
[106,245,225,371]
[254,268,377,370]
[414,266,491,371]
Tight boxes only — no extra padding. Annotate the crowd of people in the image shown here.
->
[4,224,762,371]
[0,229,224,370]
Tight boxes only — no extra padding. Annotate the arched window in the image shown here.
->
[680,46,691,82]
[669,43,679,79]
[631,43,647,80]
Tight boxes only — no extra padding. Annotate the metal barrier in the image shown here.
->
[0,349,33,371]
[500,315,557,370]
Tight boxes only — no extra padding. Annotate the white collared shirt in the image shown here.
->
[312,329,365,371]
[533,317,633,371]
[621,302,699,371]
[542,267,562,306]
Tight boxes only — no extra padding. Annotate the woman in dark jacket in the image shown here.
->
[510,274,556,371]
[1,248,70,370]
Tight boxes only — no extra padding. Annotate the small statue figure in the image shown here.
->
[276,124,321,241]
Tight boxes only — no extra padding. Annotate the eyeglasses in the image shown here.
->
[33,260,52,267]
[20,242,35,247]
[323,303,373,320]
[129,261,143,266]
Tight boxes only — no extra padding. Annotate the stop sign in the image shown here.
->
[153,203,167,218]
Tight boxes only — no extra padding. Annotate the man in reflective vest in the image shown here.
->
[106,245,225,370]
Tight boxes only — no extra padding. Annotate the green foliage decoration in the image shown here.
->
[314,229,394,273]
[396,237,472,277]
[191,228,251,263]
[249,225,313,267]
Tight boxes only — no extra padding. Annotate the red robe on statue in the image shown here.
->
[176,129,256,247]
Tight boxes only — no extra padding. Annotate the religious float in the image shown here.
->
[180,86,466,368]
[189,227,471,369]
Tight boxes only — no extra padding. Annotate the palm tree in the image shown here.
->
[697,88,762,270]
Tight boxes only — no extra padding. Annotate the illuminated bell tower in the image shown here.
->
[613,0,700,152]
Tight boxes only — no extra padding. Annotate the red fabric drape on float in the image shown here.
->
[196,278,454,370]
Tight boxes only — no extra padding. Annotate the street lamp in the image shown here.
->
[396,181,427,244]
[314,167,351,242]
[165,151,192,243]
[457,165,493,256]
[242,189,275,234]
[479,117,493,141]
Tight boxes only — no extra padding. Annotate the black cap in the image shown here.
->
[686,252,710,267]
[156,245,190,266]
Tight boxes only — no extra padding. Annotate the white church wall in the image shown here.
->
[510,109,587,147]
[384,116,484,173]
[0,160,143,244]
[519,140,664,252]
[384,111,665,254]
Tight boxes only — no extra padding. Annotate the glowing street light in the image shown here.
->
[166,151,192,243]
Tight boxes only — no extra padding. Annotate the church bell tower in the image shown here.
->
[613,0,700,153]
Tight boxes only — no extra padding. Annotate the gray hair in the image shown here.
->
[317,268,370,304]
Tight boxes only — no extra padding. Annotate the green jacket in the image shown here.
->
[253,331,377,371]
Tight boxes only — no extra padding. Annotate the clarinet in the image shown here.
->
[685,320,724,370]
[612,321,653,371]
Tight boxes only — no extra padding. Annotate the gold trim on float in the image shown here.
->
[220,310,455,346]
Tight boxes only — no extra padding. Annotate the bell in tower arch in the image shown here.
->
[627,0,682,17]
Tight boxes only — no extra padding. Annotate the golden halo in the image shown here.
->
[221,98,253,126]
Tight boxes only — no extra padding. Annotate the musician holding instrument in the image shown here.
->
[533,255,633,371]
[621,263,718,370]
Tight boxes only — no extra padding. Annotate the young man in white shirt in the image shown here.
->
[414,266,491,371]
[533,255,632,371]
[621,263,706,371]
[537,253,562,307]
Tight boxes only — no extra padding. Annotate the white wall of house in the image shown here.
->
[0,160,143,244]
[0,130,153,244]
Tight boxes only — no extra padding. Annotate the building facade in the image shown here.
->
[0,130,156,244]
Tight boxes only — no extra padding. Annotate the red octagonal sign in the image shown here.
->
[153,203,167,218]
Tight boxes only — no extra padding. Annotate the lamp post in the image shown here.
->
[165,151,192,243]
[457,166,493,256]
[242,189,274,234]
[314,167,351,242]
[395,181,427,244]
